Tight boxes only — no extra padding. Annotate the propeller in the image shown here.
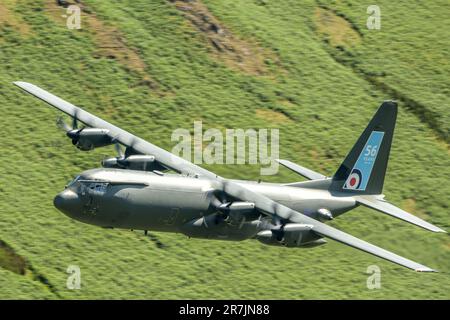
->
[101,141,125,168]
[210,181,255,225]
[56,116,72,132]
[114,140,125,159]
[209,189,231,224]
[102,138,160,171]
[56,111,84,145]
[270,224,285,242]
[210,179,283,228]
[124,136,139,158]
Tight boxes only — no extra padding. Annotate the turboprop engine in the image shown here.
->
[57,116,113,151]
[102,154,160,171]
[256,223,327,248]
[67,128,113,151]
[101,143,167,172]
[180,201,262,240]
[217,201,258,226]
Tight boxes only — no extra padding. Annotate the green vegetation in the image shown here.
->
[0,0,448,299]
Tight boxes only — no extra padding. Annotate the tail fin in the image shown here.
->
[331,101,397,194]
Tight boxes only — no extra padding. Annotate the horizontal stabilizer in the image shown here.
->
[311,221,436,272]
[356,196,446,233]
[276,159,326,180]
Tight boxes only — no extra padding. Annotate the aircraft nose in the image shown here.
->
[54,190,81,216]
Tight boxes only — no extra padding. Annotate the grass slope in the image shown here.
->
[0,0,448,299]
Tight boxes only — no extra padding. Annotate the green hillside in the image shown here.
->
[0,0,448,299]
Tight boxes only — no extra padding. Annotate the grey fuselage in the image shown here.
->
[54,168,357,241]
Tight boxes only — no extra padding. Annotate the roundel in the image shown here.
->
[346,169,362,189]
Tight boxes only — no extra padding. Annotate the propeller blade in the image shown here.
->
[211,195,224,209]
[114,142,124,158]
[67,127,83,143]
[72,109,79,129]
[56,116,71,132]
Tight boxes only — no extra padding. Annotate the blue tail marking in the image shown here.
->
[344,131,385,191]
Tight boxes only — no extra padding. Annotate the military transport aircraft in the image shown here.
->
[15,81,446,272]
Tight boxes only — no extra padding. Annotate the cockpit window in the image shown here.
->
[88,182,108,194]
[67,175,80,188]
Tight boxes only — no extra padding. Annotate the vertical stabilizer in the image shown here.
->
[331,101,397,194]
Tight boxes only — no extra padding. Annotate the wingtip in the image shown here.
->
[415,267,438,273]
[13,81,29,88]
[429,225,447,233]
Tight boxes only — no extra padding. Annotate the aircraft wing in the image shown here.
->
[217,180,436,272]
[14,82,216,179]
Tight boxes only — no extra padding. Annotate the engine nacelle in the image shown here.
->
[256,223,325,248]
[180,213,260,241]
[102,157,120,168]
[118,155,156,170]
[67,128,112,151]
[220,201,258,226]
[101,155,166,171]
